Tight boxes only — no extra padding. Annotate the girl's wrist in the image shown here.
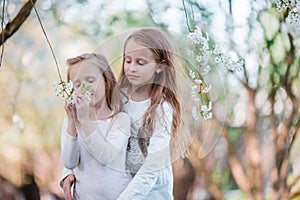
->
[67,122,77,136]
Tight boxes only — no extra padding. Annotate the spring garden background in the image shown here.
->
[1,0,300,199]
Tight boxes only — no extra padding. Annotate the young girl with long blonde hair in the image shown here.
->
[116,28,181,199]
[60,53,131,200]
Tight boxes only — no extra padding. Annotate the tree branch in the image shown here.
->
[0,0,37,46]
[188,138,224,199]
[222,126,253,199]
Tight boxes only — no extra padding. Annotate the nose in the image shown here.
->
[128,63,138,72]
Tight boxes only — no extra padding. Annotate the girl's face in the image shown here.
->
[69,61,106,106]
[124,38,159,88]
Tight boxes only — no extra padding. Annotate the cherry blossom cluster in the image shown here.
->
[190,82,212,121]
[53,80,91,105]
[53,81,73,98]
[187,26,243,72]
[271,0,300,32]
[189,68,212,121]
[187,26,243,121]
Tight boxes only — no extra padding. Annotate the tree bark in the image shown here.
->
[0,0,37,46]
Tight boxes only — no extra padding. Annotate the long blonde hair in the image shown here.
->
[118,28,181,139]
[67,53,126,116]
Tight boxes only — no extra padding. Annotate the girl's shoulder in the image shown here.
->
[153,100,173,121]
[159,99,173,113]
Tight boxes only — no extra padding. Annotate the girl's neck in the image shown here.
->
[90,102,113,120]
[128,85,151,102]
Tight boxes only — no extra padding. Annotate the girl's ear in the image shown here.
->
[156,65,165,74]
[156,60,167,74]
[156,68,162,73]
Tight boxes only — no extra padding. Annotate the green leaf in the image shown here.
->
[80,83,91,93]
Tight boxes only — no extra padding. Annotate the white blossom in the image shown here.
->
[203,112,212,120]
[201,101,212,112]
[188,26,210,52]
[192,106,200,120]
[66,81,73,93]
[189,69,196,79]
[228,59,244,71]
[203,84,212,93]
[56,91,65,98]
[213,45,223,55]
[191,85,200,102]
[196,50,211,64]
[207,101,212,111]
[188,26,205,45]
[66,93,76,105]
[53,80,74,101]
[201,104,208,112]
[53,81,59,89]
[272,0,300,32]
[186,25,243,121]
[196,55,203,63]
[187,49,194,56]
[195,79,203,84]
[66,97,75,105]
[201,65,211,75]
[192,85,198,90]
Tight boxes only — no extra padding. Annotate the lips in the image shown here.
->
[127,74,139,79]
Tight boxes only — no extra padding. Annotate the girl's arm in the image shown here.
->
[80,112,131,165]
[60,118,80,169]
[117,102,173,200]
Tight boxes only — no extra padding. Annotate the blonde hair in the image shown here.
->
[67,53,127,116]
[118,28,181,140]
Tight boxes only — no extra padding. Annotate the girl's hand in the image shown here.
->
[75,94,90,123]
[64,99,78,136]
[64,100,75,120]
[62,174,75,200]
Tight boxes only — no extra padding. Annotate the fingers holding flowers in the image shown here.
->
[74,94,90,123]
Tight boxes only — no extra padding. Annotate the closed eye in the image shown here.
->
[125,57,131,64]
[74,81,80,88]
[87,78,95,83]
[137,59,146,65]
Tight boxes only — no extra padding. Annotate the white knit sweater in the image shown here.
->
[117,99,174,200]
